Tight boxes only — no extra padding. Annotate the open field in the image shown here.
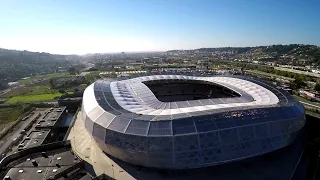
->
[18,73,74,84]
[245,70,294,81]
[0,105,33,138]
[5,93,63,104]
[0,85,59,98]
[274,67,320,78]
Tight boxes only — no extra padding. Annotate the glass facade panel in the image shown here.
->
[254,123,269,139]
[257,138,273,153]
[174,135,199,152]
[84,116,94,133]
[272,108,287,121]
[121,134,148,152]
[194,116,218,132]
[147,153,174,168]
[220,144,242,161]
[235,111,256,126]
[125,150,148,166]
[240,141,260,156]
[198,131,220,149]
[201,147,221,163]
[105,130,121,148]
[107,118,131,132]
[219,128,238,146]
[269,121,282,136]
[95,112,115,128]
[172,118,196,135]
[238,126,255,142]
[125,120,149,135]
[148,121,172,136]
[215,118,236,129]
[279,120,291,134]
[92,123,106,141]
[175,151,203,167]
[147,136,173,152]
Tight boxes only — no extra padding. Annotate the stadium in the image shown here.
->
[81,74,305,169]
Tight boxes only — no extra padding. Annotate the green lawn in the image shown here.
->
[0,105,33,138]
[0,105,31,124]
[0,85,59,98]
[6,93,63,103]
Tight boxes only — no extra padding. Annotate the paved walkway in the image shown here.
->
[67,112,135,180]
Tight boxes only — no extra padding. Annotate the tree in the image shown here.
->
[292,77,307,89]
[49,78,56,89]
[315,83,320,91]
[58,89,66,94]
[68,67,77,75]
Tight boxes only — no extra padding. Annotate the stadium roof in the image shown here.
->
[82,75,294,121]
[81,74,305,169]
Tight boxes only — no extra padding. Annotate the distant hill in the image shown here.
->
[0,48,80,83]
[167,44,320,64]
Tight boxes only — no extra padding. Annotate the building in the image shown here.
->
[17,130,50,150]
[36,107,66,129]
[299,90,320,101]
[196,60,210,71]
[81,74,305,169]
[58,93,82,111]
[7,82,19,87]
[1,142,86,180]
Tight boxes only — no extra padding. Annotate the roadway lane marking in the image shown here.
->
[299,101,320,109]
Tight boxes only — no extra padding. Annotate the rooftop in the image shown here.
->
[84,75,296,121]
[35,107,66,129]
[18,130,50,150]
[3,148,82,180]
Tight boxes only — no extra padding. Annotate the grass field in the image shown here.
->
[18,73,76,84]
[274,67,320,78]
[0,85,59,98]
[6,93,63,103]
[0,105,33,138]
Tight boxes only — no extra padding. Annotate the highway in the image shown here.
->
[299,101,320,109]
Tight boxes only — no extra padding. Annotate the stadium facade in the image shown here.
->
[81,74,305,169]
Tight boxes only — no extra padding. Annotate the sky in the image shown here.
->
[0,0,319,54]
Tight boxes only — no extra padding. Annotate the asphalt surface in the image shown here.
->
[0,109,47,157]
[293,95,320,109]
[300,101,320,109]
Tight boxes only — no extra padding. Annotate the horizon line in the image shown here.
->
[1,43,318,56]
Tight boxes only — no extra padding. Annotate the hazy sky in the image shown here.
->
[0,0,319,54]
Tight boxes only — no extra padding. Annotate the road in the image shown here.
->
[245,70,294,81]
[274,67,320,78]
[0,109,46,157]
[293,95,320,109]
[300,101,320,109]
[0,77,53,97]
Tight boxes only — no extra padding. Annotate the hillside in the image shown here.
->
[0,48,80,83]
[168,44,320,64]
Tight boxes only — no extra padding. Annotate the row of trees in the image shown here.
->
[214,61,320,90]
[225,62,318,82]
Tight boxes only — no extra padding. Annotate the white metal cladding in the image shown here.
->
[81,75,306,169]
[110,75,279,116]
